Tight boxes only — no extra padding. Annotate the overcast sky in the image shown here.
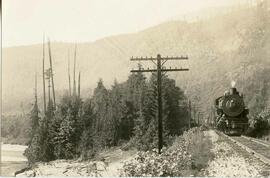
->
[3,0,250,47]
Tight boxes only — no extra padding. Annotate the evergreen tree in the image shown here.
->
[41,98,56,161]
[55,108,76,158]
[132,73,159,150]
[53,93,83,159]
[24,132,42,164]
[92,79,109,132]
[24,99,42,164]
[126,71,147,110]
[29,99,41,141]
[107,80,131,145]
[163,76,188,135]
[79,98,96,159]
[132,73,189,150]
[92,79,110,148]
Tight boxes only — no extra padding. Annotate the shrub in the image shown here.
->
[120,127,213,177]
[247,108,270,138]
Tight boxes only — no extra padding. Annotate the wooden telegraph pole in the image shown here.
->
[188,100,191,129]
[131,54,189,154]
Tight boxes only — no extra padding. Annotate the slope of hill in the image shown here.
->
[3,4,270,118]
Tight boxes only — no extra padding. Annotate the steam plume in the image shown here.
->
[231,80,236,88]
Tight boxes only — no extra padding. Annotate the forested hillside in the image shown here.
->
[3,3,270,125]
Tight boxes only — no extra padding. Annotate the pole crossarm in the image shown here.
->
[131,68,189,73]
[130,56,188,61]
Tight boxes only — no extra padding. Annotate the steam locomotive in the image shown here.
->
[215,87,249,135]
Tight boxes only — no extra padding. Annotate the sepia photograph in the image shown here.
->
[1,0,270,177]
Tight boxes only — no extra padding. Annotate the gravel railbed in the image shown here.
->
[204,130,270,177]
[220,133,270,176]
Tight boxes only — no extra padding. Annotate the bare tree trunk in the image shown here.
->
[48,39,56,107]
[73,44,77,96]
[78,72,80,98]
[68,50,71,96]
[42,36,47,113]
[48,72,51,104]
[35,71,38,105]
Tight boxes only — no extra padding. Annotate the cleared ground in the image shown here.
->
[15,147,137,177]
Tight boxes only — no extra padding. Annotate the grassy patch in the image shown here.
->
[180,128,214,176]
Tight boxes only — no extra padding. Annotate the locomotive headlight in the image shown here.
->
[230,100,236,107]
[226,98,241,112]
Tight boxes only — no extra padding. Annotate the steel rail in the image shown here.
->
[241,135,270,148]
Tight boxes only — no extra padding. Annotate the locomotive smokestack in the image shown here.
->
[230,87,237,95]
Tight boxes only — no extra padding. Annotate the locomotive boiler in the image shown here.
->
[215,87,249,135]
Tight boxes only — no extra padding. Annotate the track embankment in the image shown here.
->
[214,130,270,176]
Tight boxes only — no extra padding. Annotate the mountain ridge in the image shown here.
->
[3,4,269,117]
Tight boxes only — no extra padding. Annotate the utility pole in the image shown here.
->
[188,100,191,129]
[131,54,189,154]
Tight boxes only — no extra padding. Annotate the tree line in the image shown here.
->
[1,114,30,145]
[24,71,189,163]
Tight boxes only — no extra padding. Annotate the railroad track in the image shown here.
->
[217,131,270,166]
[215,131,270,176]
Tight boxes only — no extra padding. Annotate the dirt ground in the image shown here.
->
[1,161,28,177]
[15,147,137,177]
